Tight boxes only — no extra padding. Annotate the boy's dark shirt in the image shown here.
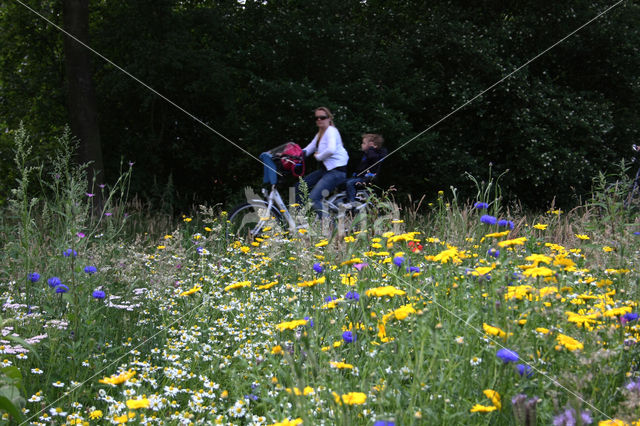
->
[356,147,388,176]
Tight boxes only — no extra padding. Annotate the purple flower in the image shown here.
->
[496,348,519,363]
[480,215,497,225]
[374,422,395,426]
[313,263,323,274]
[92,290,106,299]
[84,266,97,274]
[55,284,69,294]
[63,249,77,258]
[406,266,420,273]
[498,219,514,229]
[28,273,40,283]
[634,232,640,235]
[85,193,95,198]
[304,316,314,327]
[393,256,404,267]
[488,248,500,258]
[104,212,113,216]
[474,202,489,209]
[342,331,356,343]
[324,296,337,302]
[345,291,360,301]
[516,364,533,378]
[353,263,368,271]
[553,407,592,426]
[626,378,640,392]
[47,277,61,288]
[77,232,85,238]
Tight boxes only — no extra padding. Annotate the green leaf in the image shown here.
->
[0,394,25,422]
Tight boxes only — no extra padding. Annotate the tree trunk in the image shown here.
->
[63,0,104,191]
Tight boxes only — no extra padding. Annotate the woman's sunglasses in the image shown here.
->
[314,115,329,121]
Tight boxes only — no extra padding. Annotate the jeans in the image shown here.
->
[345,177,366,202]
[260,152,278,185]
[297,168,347,216]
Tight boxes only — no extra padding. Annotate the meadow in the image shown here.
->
[1,130,640,425]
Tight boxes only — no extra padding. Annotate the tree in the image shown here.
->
[63,0,104,190]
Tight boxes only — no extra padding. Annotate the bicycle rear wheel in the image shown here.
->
[228,202,283,239]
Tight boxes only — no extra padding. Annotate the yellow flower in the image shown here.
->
[156,245,165,250]
[268,418,303,426]
[340,258,362,266]
[276,319,308,331]
[575,234,590,240]
[483,323,507,339]
[271,345,284,355]
[99,369,136,385]
[598,420,627,426]
[89,410,103,420]
[525,254,552,265]
[341,392,367,405]
[522,266,554,278]
[433,247,464,264]
[297,276,326,287]
[315,240,328,247]
[330,361,354,369]
[602,246,615,252]
[366,286,406,298]
[556,333,584,351]
[126,398,150,410]
[533,223,548,230]
[179,285,202,296]
[224,281,251,291]
[470,404,497,413]
[498,237,527,248]
[257,280,278,290]
[382,304,416,323]
[183,217,192,223]
[484,230,510,238]
[340,274,357,286]
[483,389,501,410]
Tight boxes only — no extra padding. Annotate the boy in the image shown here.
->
[341,133,387,209]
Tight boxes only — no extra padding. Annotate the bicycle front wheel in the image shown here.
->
[227,202,283,239]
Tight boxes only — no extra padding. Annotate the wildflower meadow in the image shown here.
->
[2,130,640,425]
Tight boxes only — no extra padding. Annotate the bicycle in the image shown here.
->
[227,183,372,239]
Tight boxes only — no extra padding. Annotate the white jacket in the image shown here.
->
[302,126,349,171]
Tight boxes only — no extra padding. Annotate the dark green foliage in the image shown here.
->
[1,0,639,210]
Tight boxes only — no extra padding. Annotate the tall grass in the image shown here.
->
[1,128,639,425]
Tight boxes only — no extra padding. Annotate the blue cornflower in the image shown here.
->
[345,291,360,301]
[304,316,314,327]
[480,215,497,225]
[516,364,534,378]
[393,256,404,267]
[55,284,69,294]
[92,290,106,299]
[63,249,77,257]
[84,266,97,275]
[498,219,514,229]
[47,277,61,288]
[313,263,324,274]
[634,232,640,236]
[406,266,420,273]
[342,331,356,343]
[28,273,40,283]
[623,313,639,323]
[324,296,337,302]
[496,348,519,363]
[244,394,258,401]
[474,202,489,209]
[374,422,395,426]
[488,248,500,258]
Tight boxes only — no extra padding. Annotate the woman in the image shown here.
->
[299,106,349,216]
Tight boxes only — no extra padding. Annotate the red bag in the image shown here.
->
[271,142,305,177]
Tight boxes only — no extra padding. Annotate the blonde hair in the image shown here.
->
[362,133,384,148]
[315,107,334,126]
